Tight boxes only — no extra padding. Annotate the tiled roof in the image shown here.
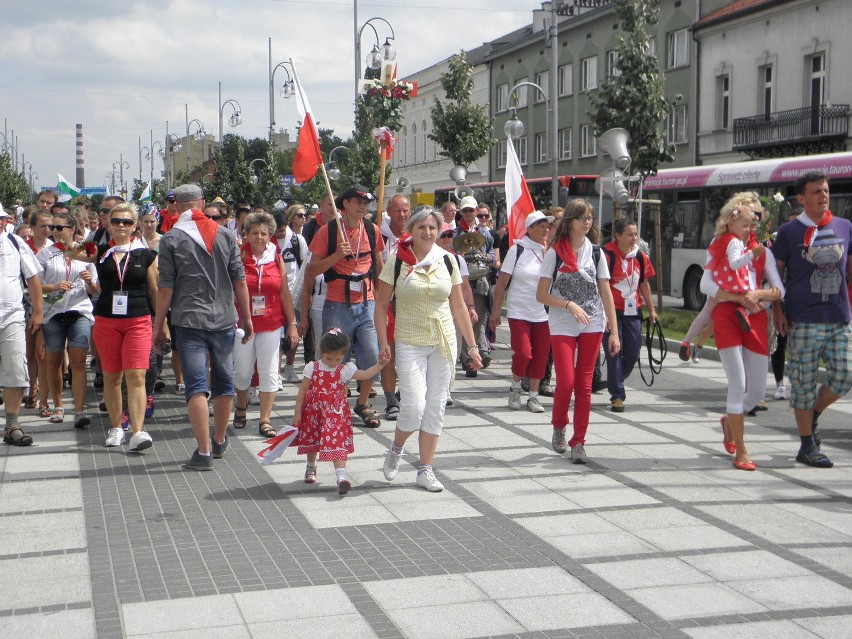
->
[693,0,793,30]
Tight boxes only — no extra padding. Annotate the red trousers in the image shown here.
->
[509,319,550,380]
[551,332,603,447]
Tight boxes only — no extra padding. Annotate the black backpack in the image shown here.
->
[281,233,302,268]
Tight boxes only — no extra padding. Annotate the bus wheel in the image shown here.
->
[683,267,706,311]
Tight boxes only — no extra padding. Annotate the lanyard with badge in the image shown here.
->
[344,220,365,293]
[111,250,131,315]
[252,257,268,316]
[622,256,640,316]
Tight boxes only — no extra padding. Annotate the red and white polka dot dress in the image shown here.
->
[296,362,355,462]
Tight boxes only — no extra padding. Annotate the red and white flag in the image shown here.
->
[290,59,323,184]
[505,139,535,246]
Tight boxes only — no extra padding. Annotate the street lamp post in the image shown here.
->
[504,80,557,208]
[218,81,242,144]
[354,16,396,99]
[138,137,150,182]
[327,146,352,182]
[185,104,206,175]
[267,39,294,146]
[249,158,267,185]
[114,157,130,199]
[29,171,38,201]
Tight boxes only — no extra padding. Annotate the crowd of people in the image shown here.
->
[0,170,848,495]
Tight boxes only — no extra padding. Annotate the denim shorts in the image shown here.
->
[322,300,379,374]
[174,325,236,400]
[42,313,93,352]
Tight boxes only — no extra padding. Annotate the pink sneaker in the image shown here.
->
[145,395,155,418]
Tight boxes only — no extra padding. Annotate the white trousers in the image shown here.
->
[719,346,768,414]
[396,342,453,435]
[233,330,281,393]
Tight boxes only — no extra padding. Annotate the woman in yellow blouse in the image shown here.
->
[374,206,481,492]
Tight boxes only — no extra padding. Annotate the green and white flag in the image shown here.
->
[139,181,152,202]
[57,174,80,202]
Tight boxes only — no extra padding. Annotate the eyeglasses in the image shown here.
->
[48,224,73,231]
[439,232,454,239]
[166,198,176,203]
[110,218,135,226]
[295,213,307,218]
[99,208,111,214]
[476,214,491,220]
[576,216,594,222]
[461,208,475,213]
[207,215,222,221]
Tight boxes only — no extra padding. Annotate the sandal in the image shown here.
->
[39,405,52,419]
[304,464,317,484]
[258,421,276,438]
[23,395,37,409]
[354,403,381,429]
[385,404,400,421]
[3,426,33,447]
[49,408,65,423]
[74,412,90,429]
[233,405,248,429]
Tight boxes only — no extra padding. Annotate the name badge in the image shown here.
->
[349,280,363,292]
[625,298,638,316]
[251,295,267,316]
[112,291,129,316]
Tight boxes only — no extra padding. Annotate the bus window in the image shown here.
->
[671,201,701,249]
[831,194,852,221]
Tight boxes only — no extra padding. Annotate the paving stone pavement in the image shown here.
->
[1,331,851,639]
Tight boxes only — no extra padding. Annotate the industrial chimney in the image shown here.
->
[76,124,85,188]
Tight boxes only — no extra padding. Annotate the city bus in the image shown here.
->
[641,152,852,309]
[433,174,599,228]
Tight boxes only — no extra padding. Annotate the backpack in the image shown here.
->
[603,248,645,286]
[323,218,378,305]
[4,232,28,291]
[281,233,302,268]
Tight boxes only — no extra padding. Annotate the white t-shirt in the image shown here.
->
[0,232,39,326]
[302,360,357,382]
[501,236,548,323]
[541,238,610,337]
[36,245,98,323]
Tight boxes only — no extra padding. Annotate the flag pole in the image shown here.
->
[317,160,346,245]
[375,144,387,226]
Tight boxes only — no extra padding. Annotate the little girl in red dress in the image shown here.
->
[705,205,765,332]
[293,328,389,495]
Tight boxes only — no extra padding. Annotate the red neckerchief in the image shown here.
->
[25,237,36,252]
[394,232,416,266]
[315,211,324,226]
[52,241,68,251]
[188,210,219,254]
[803,211,833,247]
[458,218,473,232]
[553,238,578,273]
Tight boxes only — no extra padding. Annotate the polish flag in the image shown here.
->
[505,139,535,246]
[290,59,323,184]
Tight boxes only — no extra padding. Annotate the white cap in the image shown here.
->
[0,203,8,218]
[458,195,478,211]
[525,210,555,228]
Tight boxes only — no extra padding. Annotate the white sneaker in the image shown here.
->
[416,468,444,492]
[691,345,703,364]
[383,446,403,481]
[508,386,523,410]
[208,399,214,416]
[128,430,153,452]
[247,387,260,405]
[105,427,125,447]
[570,443,588,464]
[774,382,788,400]
[283,365,300,384]
[175,383,185,394]
[527,396,545,413]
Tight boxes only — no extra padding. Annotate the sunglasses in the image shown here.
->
[166,198,176,203]
[110,218,135,226]
[294,213,307,218]
[461,208,475,213]
[476,213,491,219]
[207,215,222,221]
[99,208,112,214]
[48,224,73,231]
[439,232,454,239]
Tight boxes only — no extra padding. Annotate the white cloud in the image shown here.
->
[0,0,531,193]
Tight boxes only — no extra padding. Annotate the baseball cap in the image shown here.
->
[458,195,478,211]
[525,210,555,228]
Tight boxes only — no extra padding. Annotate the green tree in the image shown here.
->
[429,50,495,168]
[0,153,29,206]
[589,0,681,176]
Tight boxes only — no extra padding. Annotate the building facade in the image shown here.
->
[694,0,850,164]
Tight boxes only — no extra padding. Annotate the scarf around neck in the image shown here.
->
[798,210,833,247]
[173,210,219,254]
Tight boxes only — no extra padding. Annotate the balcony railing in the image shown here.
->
[733,104,849,153]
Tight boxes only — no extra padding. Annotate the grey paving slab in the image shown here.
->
[682,619,822,638]
[0,608,96,638]
[627,583,768,619]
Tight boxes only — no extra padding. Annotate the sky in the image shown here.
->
[0,0,535,193]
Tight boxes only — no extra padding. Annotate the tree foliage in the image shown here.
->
[588,0,681,176]
[429,51,495,168]
[0,153,29,206]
